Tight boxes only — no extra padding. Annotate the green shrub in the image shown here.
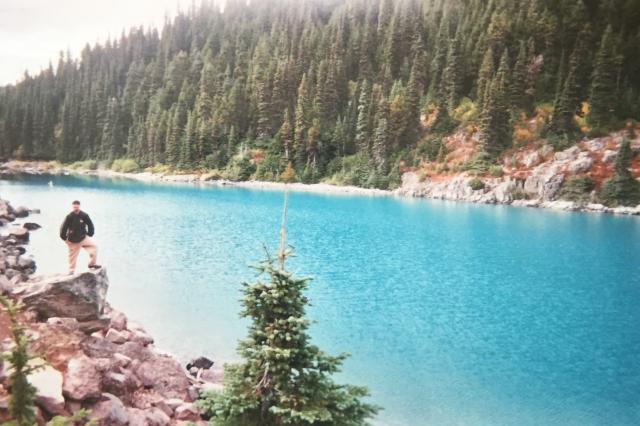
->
[489,165,504,177]
[224,157,256,181]
[417,136,443,161]
[462,152,491,175]
[511,188,529,200]
[68,160,98,170]
[111,159,140,173]
[469,177,485,191]
[599,138,640,206]
[559,176,595,203]
[599,175,640,207]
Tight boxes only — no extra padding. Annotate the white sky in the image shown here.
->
[0,0,209,85]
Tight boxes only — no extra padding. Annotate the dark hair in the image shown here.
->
[72,200,81,205]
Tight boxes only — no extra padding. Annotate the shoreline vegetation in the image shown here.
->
[2,159,640,217]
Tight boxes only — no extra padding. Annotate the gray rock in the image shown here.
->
[8,226,28,242]
[521,151,540,168]
[20,268,108,321]
[17,255,36,271]
[23,222,41,230]
[524,164,565,200]
[14,206,29,218]
[554,145,580,161]
[62,355,102,401]
[567,156,593,174]
[89,393,129,426]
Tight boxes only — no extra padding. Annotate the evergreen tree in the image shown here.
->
[480,50,511,158]
[0,296,42,426]
[588,26,621,130]
[600,138,640,206]
[197,201,378,425]
[355,80,372,156]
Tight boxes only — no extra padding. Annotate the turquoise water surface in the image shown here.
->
[1,174,639,426]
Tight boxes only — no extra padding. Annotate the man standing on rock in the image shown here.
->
[60,200,100,274]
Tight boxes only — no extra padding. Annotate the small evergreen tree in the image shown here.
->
[0,296,42,426]
[588,26,621,130]
[599,138,640,206]
[479,51,512,159]
[197,197,378,426]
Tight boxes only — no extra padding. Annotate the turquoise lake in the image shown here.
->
[1,174,639,426]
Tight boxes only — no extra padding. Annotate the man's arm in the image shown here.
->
[85,213,95,237]
[60,215,69,240]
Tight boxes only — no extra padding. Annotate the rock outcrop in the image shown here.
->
[0,197,218,424]
[398,135,640,215]
[17,269,108,321]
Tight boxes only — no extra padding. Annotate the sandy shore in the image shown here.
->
[0,160,392,197]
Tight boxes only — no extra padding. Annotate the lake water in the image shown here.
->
[1,174,639,426]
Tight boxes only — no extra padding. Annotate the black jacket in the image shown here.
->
[60,211,95,243]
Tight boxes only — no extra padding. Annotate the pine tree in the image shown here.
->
[480,50,511,159]
[197,201,378,425]
[476,47,494,109]
[599,138,640,206]
[373,98,390,175]
[0,296,42,426]
[588,26,621,130]
[294,74,311,169]
[279,109,293,162]
[355,80,372,156]
[443,36,463,111]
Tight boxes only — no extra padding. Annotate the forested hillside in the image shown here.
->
[1,0,639,189]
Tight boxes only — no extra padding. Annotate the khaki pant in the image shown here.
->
[66,236,97,274]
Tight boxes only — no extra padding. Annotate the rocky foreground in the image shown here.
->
[0,199,220,425]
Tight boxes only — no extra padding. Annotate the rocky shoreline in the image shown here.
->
[1,150,640,216]
[0,198,219,425]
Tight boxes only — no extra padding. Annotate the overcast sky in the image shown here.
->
[0,0,208,85]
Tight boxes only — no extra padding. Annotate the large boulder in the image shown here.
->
[134,355,192,400]
[20,268,108,321]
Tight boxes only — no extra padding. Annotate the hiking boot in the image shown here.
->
[88,264,102,269]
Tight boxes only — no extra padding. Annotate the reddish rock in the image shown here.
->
[145,407,171,426]
[174,402,200,421]
[134,355,191,400]
[89,393,129,426]
[110,309,128,331]
[106,328,127,344]
[62,355,102,401]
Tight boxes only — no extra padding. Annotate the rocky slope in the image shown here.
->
[397,130,640,215]
[0,200,221,425]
